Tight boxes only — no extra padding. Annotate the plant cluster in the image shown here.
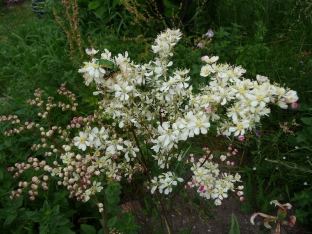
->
[1,0,312,232]
[1,28,300,233]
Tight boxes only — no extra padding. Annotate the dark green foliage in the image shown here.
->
[1,0,312,232]
[291,189,312,226]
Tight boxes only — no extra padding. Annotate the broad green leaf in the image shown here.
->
[4,212,17,226]
[80,224,97,234]
[107,216,118,228]
[164,0,172,7]
[14,195,24,208]
[57,217,70,226]
[301,117,312,125]
[95,5,107,18]
[57,226,75,234]
[88,1,101,10]
[297,132,307,142]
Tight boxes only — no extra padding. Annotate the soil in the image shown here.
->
[123,193,312,234]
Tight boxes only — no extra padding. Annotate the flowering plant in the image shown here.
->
[2,29,298,233]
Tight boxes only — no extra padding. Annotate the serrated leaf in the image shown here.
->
[80,224,97,234]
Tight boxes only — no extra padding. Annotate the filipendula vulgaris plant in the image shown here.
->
[2,29,299,233]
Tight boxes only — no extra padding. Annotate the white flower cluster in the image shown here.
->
[150,172,183,195]
[75,29,298,200]
[187,156,242,206]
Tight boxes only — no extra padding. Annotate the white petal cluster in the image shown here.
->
[73,29,298,203]
[187,156,242,206]
[150,172,183,195]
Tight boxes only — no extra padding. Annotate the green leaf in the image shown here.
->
[4,212,17,226]
[57,227,75,234]
[296,132,307,142]
[107,216,118,228]
[80,224,97,234]
[95,5,106,17]
[98,230,104,234]
[14,195,24,209]
[301,117,312,125]
[43,200,50,212]
[229,213,241,234]
[88,1,101,10]
[0,167,4,180]
[57,217,70,226]
[163,0,172,7]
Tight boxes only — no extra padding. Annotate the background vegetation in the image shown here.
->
[0,0,311,233]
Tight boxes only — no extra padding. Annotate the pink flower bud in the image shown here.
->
[238,135,245,141]
[220,155,227,161]
[237,191,244,196]
[291,102,298,109]
[32,176,38,183]
[205,107,212,113]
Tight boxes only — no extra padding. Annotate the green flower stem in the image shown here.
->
[266,159,312,174]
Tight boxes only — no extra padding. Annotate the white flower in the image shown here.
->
[213,186,228,200]
[74,132,90,151]
[78,60,106,85]
[187,112,210,135]
[106,139,124,155]
[200,64,215,77]
[157,122,179,148]
[214,198,222,206]
[90,181,103,193]
[229,119,250,136]
[201,55,219,64]
[151,172,183,195]
[89,126,107,148]
[285,90,298,103]
[51,167,62,176]
[85,48,99,55]
[123,140,139,162]
[114,82,134,101]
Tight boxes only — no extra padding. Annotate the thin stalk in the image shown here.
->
[91,195,109,234]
